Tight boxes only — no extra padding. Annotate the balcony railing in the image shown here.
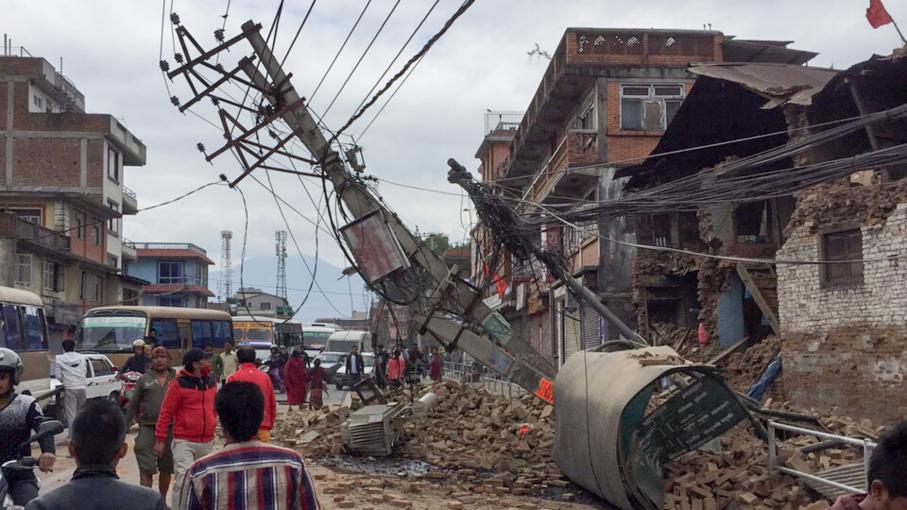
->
[520,129,599,208]
[484,110,523,136]
[0,213,70,252]
[123,186,137,200]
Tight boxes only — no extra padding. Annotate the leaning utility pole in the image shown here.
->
[164,19,557,400]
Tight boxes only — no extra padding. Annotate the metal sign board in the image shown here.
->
[339,209,411,283]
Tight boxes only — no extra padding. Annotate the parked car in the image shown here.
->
[46,353,123,418]
[326,352,376,390]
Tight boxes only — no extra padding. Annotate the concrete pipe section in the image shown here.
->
[553,346,754,509]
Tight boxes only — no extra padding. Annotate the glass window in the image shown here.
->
[14,209,42,224]
[107,147,120,183]
[150,318,180,349]
[232,327,245,341]
[107,200,119,234]
[78,316,147,352]
[261,302,271,310]
[620,84,685,131]
[22,306,45,351]
[158,262,184,284]
[191,320,213,349]
[92,219,102,246]
[90,358,113,376]
[0,304,23,350]
[158,295,184,307]
[17,253,32,284]
[75,212,86,240]
[43,261,55,292]
[212,320,231,347]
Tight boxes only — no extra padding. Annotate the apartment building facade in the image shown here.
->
[0,55,146,340]
[125,242,214,308]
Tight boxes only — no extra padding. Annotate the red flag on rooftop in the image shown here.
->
[866,0,894,28]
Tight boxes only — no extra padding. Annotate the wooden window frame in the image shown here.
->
[819,224,864,289]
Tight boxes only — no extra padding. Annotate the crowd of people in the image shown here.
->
[3,343,907,509]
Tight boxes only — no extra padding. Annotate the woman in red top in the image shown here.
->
[283,350,308,411]
[307,359,326,410]
[429,347,442,382]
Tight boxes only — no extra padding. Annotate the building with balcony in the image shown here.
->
[0,54,147,338]
[125,243,215,308]
[232,287,292,319]
[472,28,816,367]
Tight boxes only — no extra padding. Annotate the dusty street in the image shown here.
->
[36,402,607,510]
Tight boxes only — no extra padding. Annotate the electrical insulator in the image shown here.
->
[174,53,184,64]
[196,143,206,153]
[159,60,170,72]
[214,29,225,42]
[170,96,180,106]
[169,12,180,25]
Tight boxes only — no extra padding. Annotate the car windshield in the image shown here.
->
[303,330,331,350]
[79,316,147,352]
[325,339,359,353]
[362,353,375,366]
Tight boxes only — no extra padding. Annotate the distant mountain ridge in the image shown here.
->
[209,255,368,323]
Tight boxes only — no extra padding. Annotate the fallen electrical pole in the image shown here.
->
[164,18,558,400]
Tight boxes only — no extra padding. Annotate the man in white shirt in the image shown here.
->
[54,339,88,437]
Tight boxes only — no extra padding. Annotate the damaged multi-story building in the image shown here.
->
[472,27,816,368]
[621,49,907,420]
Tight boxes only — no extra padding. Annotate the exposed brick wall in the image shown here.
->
[603,81,694,163]
[11,137,81,186]
[777,202,907,421]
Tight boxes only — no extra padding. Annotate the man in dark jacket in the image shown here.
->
[119,339,150,376]
[25,399,163,510]
[375,345,389,389]
[125,347,176,500]
[153,348,216,510]
[0,348,55,507]
[345,345,365,387]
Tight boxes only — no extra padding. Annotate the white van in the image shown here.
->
[322,330,372,355]
[317,330,372,389]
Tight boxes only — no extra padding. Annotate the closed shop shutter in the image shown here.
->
[564,295,581,362]
[581,301,602,350]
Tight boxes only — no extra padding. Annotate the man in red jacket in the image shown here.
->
[153,348,216,510]
[227,346,277,442]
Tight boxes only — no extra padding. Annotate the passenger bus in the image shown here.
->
[233,316,303,349]
[301,324,336,359]
[77,306,233,366]
[0,286,52,398]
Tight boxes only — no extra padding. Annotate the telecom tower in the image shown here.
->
[220,230,233,300]
[275,230,287,299]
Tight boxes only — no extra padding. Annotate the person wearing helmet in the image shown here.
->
[120,339,150,376]
[0,348,56,506]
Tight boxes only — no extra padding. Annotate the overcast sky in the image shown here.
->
[5,0,904,280]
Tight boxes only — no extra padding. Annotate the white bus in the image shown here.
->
[301,324,336,359]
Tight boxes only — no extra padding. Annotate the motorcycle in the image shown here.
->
[117,371,143,409]
[0,419,64,509]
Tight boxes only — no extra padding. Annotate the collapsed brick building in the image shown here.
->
[623,53,907,421]
[774,54,907,422]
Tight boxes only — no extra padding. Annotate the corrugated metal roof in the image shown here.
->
[136,248,215,265]
[689,63,838,107]
[142,284,215,297]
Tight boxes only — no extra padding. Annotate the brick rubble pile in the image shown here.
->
[272,372,883,510]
